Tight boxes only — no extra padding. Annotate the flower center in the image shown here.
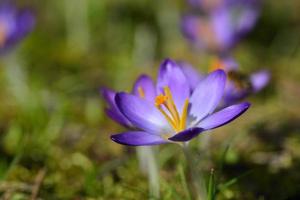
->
[0,21,8,47]
[155,86,189,132]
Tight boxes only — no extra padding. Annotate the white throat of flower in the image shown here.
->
[154,87,189,133]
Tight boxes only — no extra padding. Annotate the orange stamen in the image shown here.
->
[155,86,190,133]
[155,94,168,106]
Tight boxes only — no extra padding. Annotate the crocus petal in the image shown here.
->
[234,0,260,35]
[157,59,190,110]
[168,127,204,142]
[111,131,167,146]
[183,0,260,53]
[14,9,35,38]
[188,0,223,10]
[116,92,171,134]
[178,61,203,92]
[212,7,236,51]
[220,56,239,72]
[222,82,248,107]
[189,69,226,122]
[0,4,35,54]
[100,88,132,127]
[187,0,200,7]
[101,87,117,108]
[104,108,132,128]
[250,70,270,92]
[181,15,214,51]
[198,102,250,130]
[132,74,156,102]
[181,15,201,43]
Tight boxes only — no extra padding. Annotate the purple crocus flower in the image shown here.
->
[110,59,250,146]
[180,57,270,107]
[0,2,35,54]
[182,0,260,53]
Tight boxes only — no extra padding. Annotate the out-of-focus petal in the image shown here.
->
[181,15,208,50]
[15,9,35,37]
[183,0,260,53]
[220,56,239,71]
[168,127,204,142]
[198,102,250,130]
[212,7,236,51]
[100,88,132,127]
[157,59,190,110]
[101,88,117,108]
[178,61,204,92]
[132,74,156,102]
[189,69,226,122]
[250,70,270,92]
[0,3,35,54]
[111,131,167,146]
[222,81,248,107]
[187,0,223,11]
[181,15,197,42]
[234,0,260,35]
[116,92,171,134]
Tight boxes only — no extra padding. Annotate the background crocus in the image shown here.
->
[0,2,35,55]
[110,59,250,146]
[182,0,260,54]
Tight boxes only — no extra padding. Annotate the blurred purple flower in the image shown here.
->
[109,59,250,146]
[180,57,270,107]
[0,2,35,54]
[188,0,223,11]
[188,0,258,12]
[182,0,260,53]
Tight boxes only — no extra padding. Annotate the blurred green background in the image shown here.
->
[0,0,300,199]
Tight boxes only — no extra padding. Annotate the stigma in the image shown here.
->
[155,87,189,132]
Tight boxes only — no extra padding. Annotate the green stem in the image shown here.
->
[182,143,207,200]
[198,131,212,160]
[136,147,160,199]
[1,53,26,180]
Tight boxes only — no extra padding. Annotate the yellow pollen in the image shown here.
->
[138,86,145,98]
[154,86,189,133]
[155,94,168,106]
